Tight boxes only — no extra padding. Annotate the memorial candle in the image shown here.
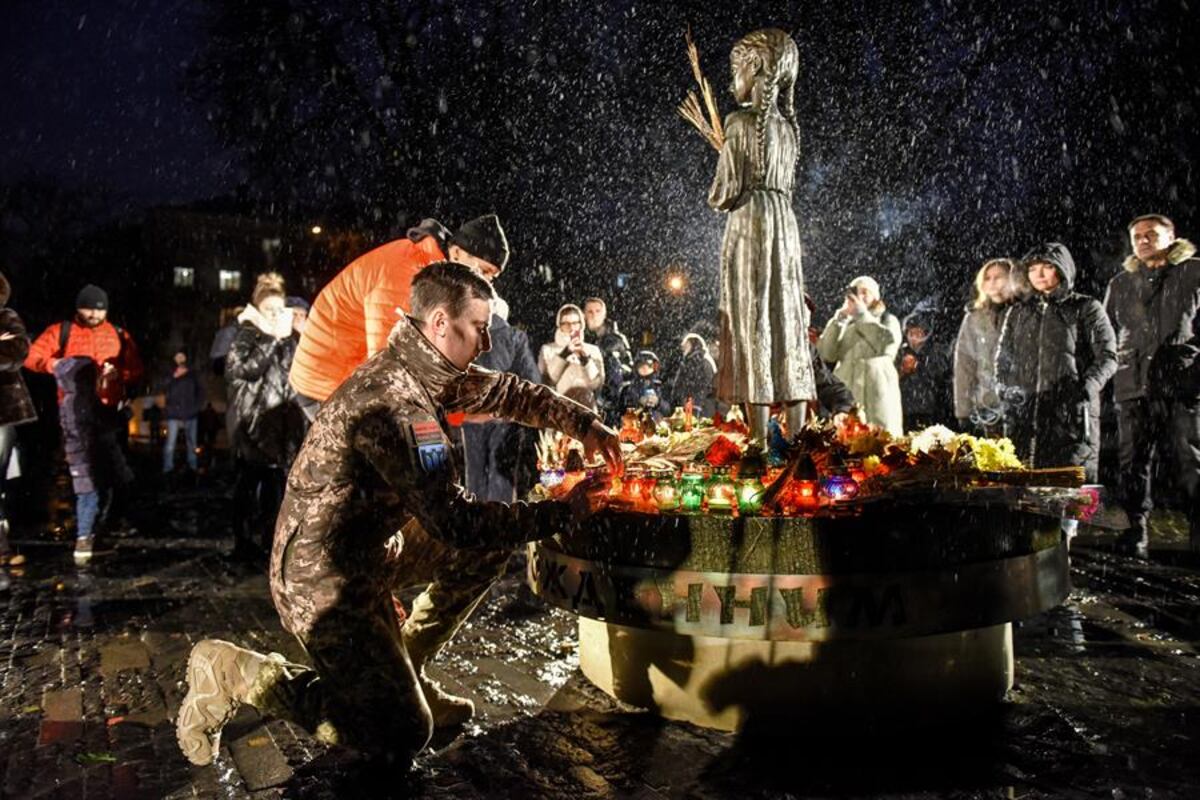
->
[787,479,820,512]
[820,473,859,502]
[705,466,736,514]
[651,469,680,512]
[736,451,767,515]
[679,469,706,513]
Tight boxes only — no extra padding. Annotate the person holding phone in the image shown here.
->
[817,275,903,435]
[538,303,604,407]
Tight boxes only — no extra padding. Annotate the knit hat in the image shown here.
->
[634,350,660,370]
[285,295,311,312]
[849,276,881,299]
[450,214,510,272]
[75,284,108,310]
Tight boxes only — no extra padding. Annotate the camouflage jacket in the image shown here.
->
[270,316,597,637]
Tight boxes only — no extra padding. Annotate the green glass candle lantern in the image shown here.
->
[737,476,765,514]
[705,466,737,514]
[651,469,680,512]
[736,450,767,515]
[679,468,706,513]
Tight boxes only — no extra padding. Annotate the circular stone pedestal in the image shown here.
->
[579,618,1013,731]
[529,502,1068,731]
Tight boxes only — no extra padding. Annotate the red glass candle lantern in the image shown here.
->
[787,479,820,513]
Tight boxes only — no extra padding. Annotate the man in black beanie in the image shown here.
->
[448,213,509,281]
[290,214,511,416]
[25,283,143,561]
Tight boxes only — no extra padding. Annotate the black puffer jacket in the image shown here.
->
[53,358,100,495]
[669,335,717,418]
[226,318,304,467]
[812,341,855,417]
[0,273,36,428]
[995,243,1117,479]
[1104,239,1200,403]
[587,320,632,423]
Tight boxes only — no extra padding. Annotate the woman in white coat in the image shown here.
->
[817,276,903,435]
[538,303,604,407]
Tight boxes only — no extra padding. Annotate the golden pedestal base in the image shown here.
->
[578,617,1014,732]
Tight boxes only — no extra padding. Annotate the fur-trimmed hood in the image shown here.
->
[1123,238,1196,272]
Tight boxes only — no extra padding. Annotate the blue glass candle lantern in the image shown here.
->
[820,473,859,502]
[539,467,565,489]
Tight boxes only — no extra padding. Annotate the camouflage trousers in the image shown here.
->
[250,521,512,765]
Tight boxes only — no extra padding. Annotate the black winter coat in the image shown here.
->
[462,312,542,502]
[53,358,100,494]
[587,321,632,420]
[812,342,855,417]
[669,348,717,418]
[164,368,206,420]
[226,323,305,467]
[996,243,1117,479]
[0,307,36,428]
[897,339,953,428]
[1103,239,1200,403]
[477,314,540,383]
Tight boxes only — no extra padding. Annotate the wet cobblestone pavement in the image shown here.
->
[1,483,1197,799]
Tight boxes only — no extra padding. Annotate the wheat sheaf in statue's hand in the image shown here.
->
[677,28,726,151]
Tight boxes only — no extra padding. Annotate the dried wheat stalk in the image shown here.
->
[678,27,725,151]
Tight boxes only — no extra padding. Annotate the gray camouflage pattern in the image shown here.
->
[254,316,596,761]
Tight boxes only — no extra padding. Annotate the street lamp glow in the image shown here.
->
[311,225,323,235]
[667,274,686,293]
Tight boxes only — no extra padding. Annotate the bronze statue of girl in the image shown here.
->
[709,28,815,440]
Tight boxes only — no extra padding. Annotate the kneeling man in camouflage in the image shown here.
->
[177,262,620,769]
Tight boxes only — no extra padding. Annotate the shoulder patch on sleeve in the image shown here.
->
[406,416,449,474]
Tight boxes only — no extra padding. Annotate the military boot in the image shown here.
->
[176,639,289,766]
[403,592,477,729]
[1115,515,1149,560]
[417,672,475,729]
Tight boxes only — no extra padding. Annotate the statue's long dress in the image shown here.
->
[708,110,815,405]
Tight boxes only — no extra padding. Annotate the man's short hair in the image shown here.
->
[583,297,606,311]
[1127,213,1175,233]
[411,261,495,321]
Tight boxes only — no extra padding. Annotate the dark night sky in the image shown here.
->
[3,0,1199,348]
[0,0,236,207]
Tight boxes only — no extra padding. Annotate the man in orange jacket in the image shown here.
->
[290,215,510,419]
[25,284,143,561]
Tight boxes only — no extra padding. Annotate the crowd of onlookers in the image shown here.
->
[0,211,1196,574]
[810,216,1198,558]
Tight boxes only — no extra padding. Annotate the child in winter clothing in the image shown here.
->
[618,351,671,421]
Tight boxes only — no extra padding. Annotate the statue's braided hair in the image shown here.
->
[732,29,800,187]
